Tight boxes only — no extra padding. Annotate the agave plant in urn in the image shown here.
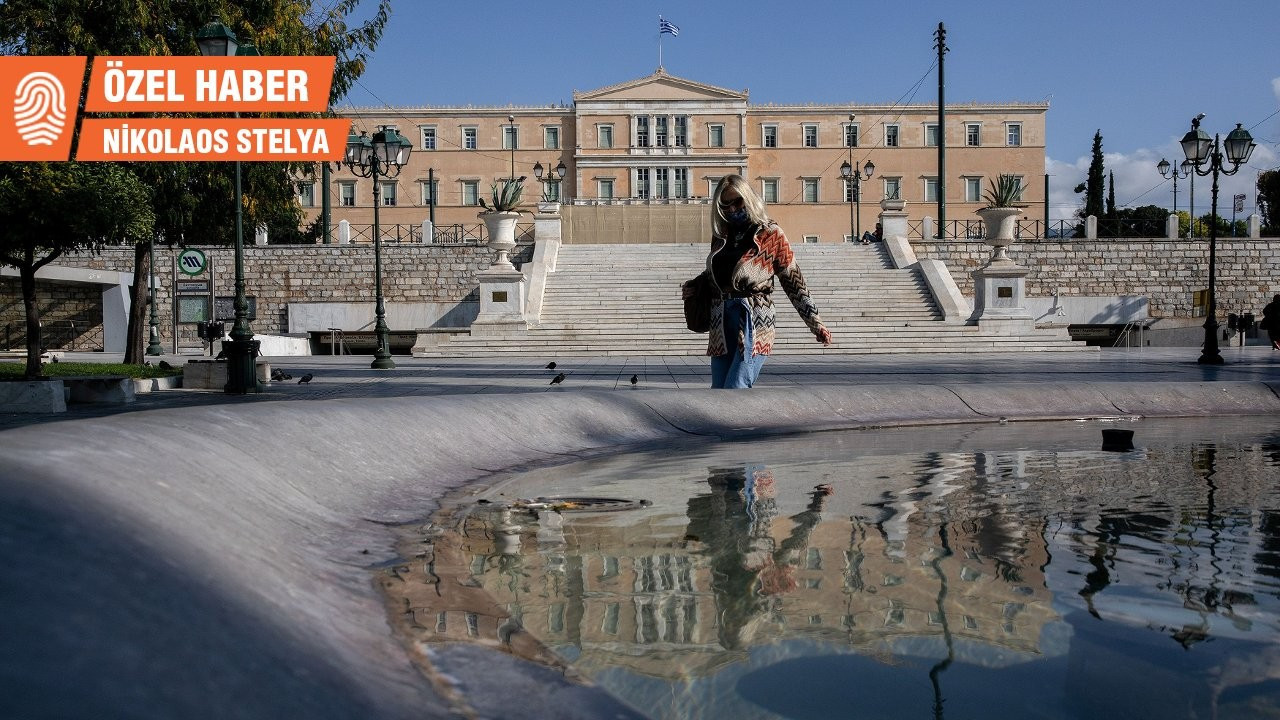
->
[479,177,525,268]
[976,174,1025,262]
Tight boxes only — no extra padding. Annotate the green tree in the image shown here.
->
[1106,171,1116,218]
[0,164,154,377]
[1258,170,1280,233]
[0,0,390,363]
[1075,130,1106,221]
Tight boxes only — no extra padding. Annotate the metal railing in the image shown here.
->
[337,222,534,245]
[565,196,711,206]
[910,219,1087,241]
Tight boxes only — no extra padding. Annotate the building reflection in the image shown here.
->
[384,449,1064,682]
[378,437,1280,717]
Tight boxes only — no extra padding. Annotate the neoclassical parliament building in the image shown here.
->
[305,68,1047,243]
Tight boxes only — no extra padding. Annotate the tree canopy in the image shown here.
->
[0,0,391,364]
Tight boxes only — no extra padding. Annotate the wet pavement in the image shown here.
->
[4,345,1279,431]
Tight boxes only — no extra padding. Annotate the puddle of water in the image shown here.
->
[386,418,1280,719]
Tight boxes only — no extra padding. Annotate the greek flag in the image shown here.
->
[659,16,679,36]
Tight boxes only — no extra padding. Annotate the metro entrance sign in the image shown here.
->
[177,248,208,276]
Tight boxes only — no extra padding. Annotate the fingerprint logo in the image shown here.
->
[14,71,66,146]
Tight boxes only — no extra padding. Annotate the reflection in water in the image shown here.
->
[384,423,1280,719]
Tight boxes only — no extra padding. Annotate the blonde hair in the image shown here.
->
[712,174,770,238]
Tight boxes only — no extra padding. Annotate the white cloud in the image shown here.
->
[1273,76,1280,101]
[1046,140,1276,223]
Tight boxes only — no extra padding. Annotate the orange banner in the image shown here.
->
[0,56,87,161]
[84,56,335,112]
[77,118,350,161]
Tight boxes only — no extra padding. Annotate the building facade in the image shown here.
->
[305,69,1047,244]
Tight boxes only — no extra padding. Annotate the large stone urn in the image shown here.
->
[969,206,1031,326]
[480,210,521,268]
[975,206,1022,262]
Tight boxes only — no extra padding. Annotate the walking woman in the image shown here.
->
[685,175,832,388]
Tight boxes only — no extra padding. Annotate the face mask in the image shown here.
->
[725,208,750,226]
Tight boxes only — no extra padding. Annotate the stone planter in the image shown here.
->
[880,197,905,212]
[480,210,521,268]
[536,201,561,214]
[976,206,1023,261]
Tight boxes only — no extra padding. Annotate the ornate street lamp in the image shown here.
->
[840,156,874,241]
[1156,157,1191,238]
[1179,115,1255,365]
[532,160,567,202]
[344,127,412,369]
[197,20,259,393]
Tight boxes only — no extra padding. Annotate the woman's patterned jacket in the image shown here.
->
[701,222,826,357]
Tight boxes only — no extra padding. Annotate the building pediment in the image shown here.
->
[575,68,746,103]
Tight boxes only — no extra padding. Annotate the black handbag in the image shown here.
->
[681,272,713,333]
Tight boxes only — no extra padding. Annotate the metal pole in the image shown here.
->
[508,114,515,183]
[1189,172,1196,239]
[1199,134,1222,365]
[171,253,177,355]
[935,22,948,238]
[146,235,162,355]
[847,117,855,242]
[428,167,436,225]
[371,162,395,369]
[855,175,861,239]
[1043,174,1049,237]
[322,161,332,243]
[225,157,259,392]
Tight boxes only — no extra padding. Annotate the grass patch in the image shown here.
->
[0,362,181,379]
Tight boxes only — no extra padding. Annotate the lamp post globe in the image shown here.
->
[1179,115,1255,366]
[344,127,411,369]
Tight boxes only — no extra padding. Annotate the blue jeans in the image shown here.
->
[711,298,766,389]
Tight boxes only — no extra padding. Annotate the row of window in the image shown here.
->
[298,172,1022,208]
[298,178,566,207]
[413,119,1023,152]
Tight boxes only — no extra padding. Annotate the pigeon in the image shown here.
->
[629,374,638,385]
[545,361,556,370]
[271,368,286,382]
[158,360,173,370]
[298,373,314,384]
[478,197,488,210]
[549,372,566,386]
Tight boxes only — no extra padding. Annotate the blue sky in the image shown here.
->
[341,0,1279,221]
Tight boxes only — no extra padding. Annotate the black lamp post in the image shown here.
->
[197,20,260,393]
[840,157,874,241]
[507,114,516,182]
[532,160,567,202]
[344,127,412,369]
[1179,115,1255,365]
[1156,157,1191,238]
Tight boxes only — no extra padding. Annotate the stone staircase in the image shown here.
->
[413,243,1088,356]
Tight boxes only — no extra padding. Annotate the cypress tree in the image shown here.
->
[1082,131,1106,220]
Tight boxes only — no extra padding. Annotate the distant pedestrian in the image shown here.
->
[1262,293,1280,350]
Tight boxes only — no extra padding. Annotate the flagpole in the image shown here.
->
[658,15,663,70]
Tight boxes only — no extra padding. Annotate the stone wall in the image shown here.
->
[3,236,1277,352]
[914,237,1280,319]
[0,242,533,351]
[1,278,104,352]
